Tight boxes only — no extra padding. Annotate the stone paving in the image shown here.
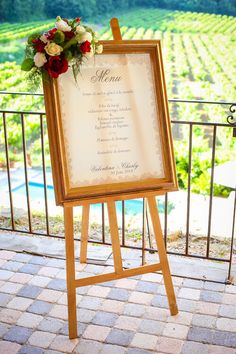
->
[0,249,236,354]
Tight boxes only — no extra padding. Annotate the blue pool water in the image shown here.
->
[12,181,55,201]
[11,181,144,215]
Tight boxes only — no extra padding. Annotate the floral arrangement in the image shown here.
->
[21,16,103,87]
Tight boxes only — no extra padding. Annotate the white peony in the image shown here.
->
[45,42,63,56]
[40,34,49,43]
[76,25,85,33]
[78,31,92,43]
[34,52,47,67]
[95,44,103,54]
[56,18,72,32]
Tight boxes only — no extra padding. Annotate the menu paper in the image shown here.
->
[58,53,164,188]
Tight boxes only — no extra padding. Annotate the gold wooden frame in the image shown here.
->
[43,40,177,205]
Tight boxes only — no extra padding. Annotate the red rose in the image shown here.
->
[46,28,57,40]
[32,38,46,53]
[80,40,91,54]
[44,56,68,78]
[65,31,74,39]
[75,17,81,23]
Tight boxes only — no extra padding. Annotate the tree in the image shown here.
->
[0,0,10,22]
[45,0,67,19]
[96,0,113,15]
[30,0,46,20]
[10,0,32,22]
[1,0,236,22]
[45,0,96,20]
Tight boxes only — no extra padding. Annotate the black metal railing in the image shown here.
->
[0,91,235,282]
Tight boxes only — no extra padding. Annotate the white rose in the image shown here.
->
[34,52,47,67]
[45,42,63,56]
[96,44,103,54]
[78,31,92,43]
[40,34,49,43]
[76,25,85,33]
[56,19,72,32]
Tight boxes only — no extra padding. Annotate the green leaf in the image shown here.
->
[64,50,73,61]
[54,30,65,44]
[63,36,78,50]
[42,69,50,82]
[21,58,34,71]
[27,32,41,44]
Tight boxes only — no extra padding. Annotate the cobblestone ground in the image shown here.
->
[0,250,235,354]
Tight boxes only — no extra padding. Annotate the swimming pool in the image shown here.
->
[12,181,55,201]
[11,181,145,215]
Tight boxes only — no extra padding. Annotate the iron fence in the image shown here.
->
[0,91,235,282]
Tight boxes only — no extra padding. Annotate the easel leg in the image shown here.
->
[80,204,90,263]
[142,198,147,266]
[147,196,178,315]
[107,201,123,274]
[64,205,78,338]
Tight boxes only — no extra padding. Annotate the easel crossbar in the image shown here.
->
[74,263,162,287]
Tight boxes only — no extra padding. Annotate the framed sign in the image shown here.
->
[43,40,178,205]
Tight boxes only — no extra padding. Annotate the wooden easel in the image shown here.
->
[64,18,178,339]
